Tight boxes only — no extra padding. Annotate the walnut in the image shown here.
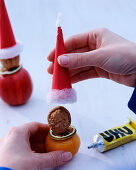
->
[0,56,20,72]
[48,106,71,135]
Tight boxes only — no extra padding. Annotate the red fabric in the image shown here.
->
[0,0,16,49]
[52,27,72,90]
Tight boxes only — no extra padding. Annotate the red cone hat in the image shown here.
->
[47,14,76,104]
[0,0,23,59]
[52,27,72,90]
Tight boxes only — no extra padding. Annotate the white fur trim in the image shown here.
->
[47,88,77,104]
[0,41,23,59]
[56,12,63,27]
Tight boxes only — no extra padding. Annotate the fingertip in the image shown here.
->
[36,151,72,168]
[58,55,69,66]
[45,124,50,130]
[48,151,72,166]
[47,55,53,62]
[47,49,55,62]
[62,152,72,162]
[47,67,53,75]
[47,63,54,74]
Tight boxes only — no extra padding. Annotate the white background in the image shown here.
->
[0,0,136,169]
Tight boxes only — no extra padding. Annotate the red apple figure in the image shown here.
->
[0,67,32,106]
[0,0,33,105]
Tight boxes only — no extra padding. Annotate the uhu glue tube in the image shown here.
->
[88,118,136,152]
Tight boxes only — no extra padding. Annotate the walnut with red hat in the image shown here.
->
[0,0,32,105]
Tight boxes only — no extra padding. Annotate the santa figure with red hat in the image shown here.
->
[0,0,32,105]
[47,14,77,104]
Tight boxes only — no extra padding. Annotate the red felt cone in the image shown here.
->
[0,0,23,59]
[52,27,72,90]
[47,27,77,104]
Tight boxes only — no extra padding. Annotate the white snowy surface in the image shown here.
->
[1,0,136,169]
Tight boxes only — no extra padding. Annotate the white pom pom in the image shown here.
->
[56,12,63,27]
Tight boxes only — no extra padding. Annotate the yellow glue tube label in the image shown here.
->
[99,118,136,152]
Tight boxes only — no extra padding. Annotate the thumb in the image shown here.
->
[34,151,72,169]
[58,49,105,69]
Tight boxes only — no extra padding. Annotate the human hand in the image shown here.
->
[0,122,72,170]
[47,28,136,87]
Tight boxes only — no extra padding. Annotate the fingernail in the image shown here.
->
[58,55,69,65]
[62,152,72,162]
